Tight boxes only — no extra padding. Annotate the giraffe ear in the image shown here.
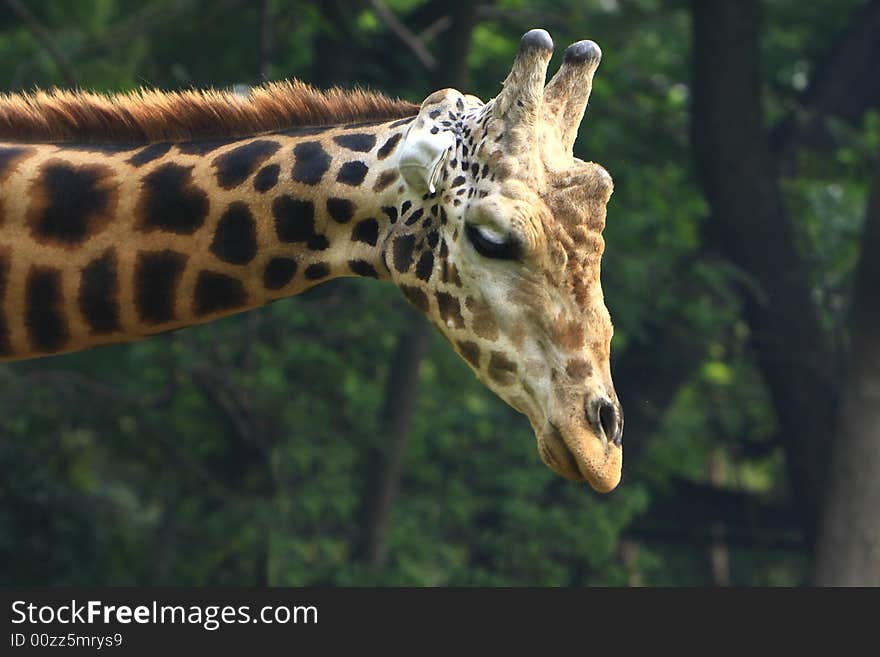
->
[398,120,455,194]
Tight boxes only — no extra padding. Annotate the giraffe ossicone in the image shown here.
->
[0,28,622,492]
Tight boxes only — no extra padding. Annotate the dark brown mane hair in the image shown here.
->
[0,79,419,144]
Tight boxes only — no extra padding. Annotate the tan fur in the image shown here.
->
[0,80,418,144]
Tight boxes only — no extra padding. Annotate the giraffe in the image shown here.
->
[0,29,623,492]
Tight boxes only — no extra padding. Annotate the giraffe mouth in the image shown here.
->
[539,421,622,493]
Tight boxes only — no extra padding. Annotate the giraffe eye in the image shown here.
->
[465,223,520,260]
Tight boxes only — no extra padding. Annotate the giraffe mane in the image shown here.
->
[0,79,419,144]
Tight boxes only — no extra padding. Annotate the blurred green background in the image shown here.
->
[0,0,878,586]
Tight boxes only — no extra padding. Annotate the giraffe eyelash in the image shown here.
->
[464,223,521,261]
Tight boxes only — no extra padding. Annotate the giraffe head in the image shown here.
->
[385,29,622,492]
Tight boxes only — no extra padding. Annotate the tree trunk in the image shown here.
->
[690,0,838,540]
[360,314,431,568]
[707,448,730,587]
[813,160,880,586]
[429,0,477,89]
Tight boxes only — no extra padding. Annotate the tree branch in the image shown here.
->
[4,0,78,86]
[365,0,436,71]
[773,0,880,161]
[258,0,275,82]
[418,16,452,44]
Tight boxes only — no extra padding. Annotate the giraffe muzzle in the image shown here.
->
[538,414,623,493]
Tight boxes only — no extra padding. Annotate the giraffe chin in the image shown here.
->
[537,422,622,493]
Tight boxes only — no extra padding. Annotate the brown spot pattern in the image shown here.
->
[565,358,593,381]
[400,284,428,312]
[552,316,586,350]
[27,160,118,246]
[377,132,402,159]
[488,351,518,386]
[456,340,481,368]
[466,296,499,340]
[436,291,464,329]
[26,266,69,352]
[373,169,399,192]
[0,145,35,182]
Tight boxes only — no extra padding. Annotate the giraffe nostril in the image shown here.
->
[589,398,622,445]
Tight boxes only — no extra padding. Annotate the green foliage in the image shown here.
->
[0,0,872,586]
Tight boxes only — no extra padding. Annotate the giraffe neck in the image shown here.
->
[0,117,416,361]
